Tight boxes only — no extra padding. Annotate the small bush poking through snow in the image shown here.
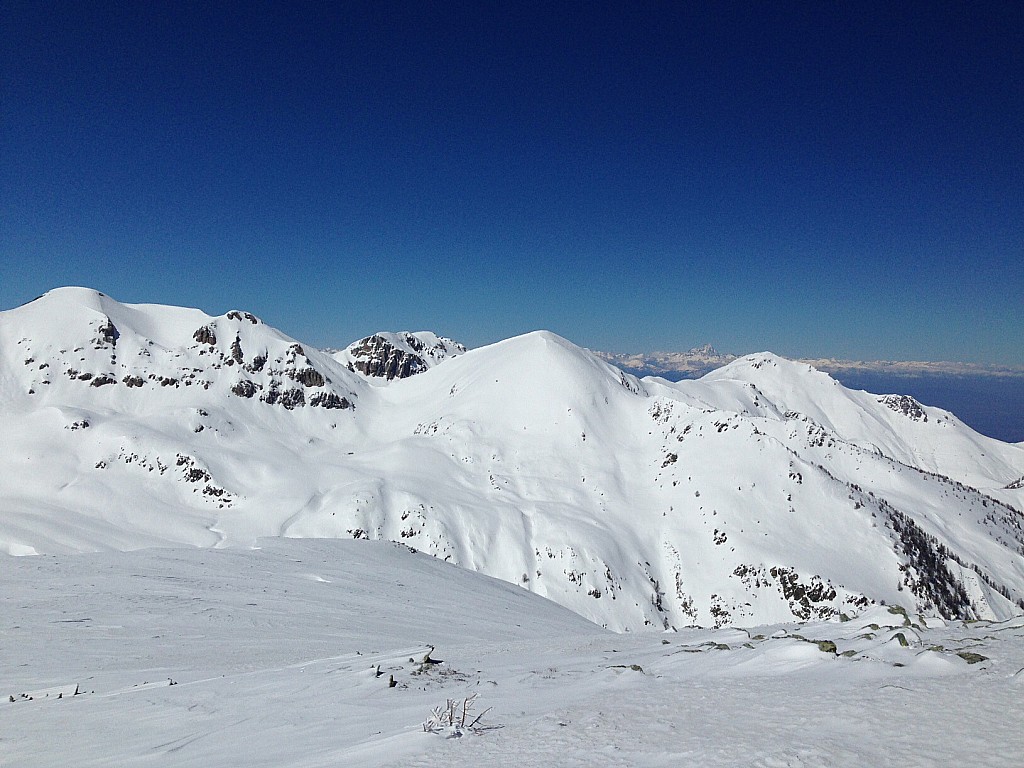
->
[422,693,496,738]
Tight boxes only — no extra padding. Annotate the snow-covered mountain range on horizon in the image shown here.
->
[2,287,1023,631]
[594,347,1024,381]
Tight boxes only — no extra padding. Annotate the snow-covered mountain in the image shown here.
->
[2,287,1023,630]
[597,346,1024,380]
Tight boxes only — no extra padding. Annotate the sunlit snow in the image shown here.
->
[3,540,1023,767]
[2,288,1024,765]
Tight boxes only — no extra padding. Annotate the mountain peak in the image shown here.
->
[687,343,721,357]
[477,330,647,397]
[332,331,466,383]
[0,287,362,416]
[36,285,107,304]
[12,286,116,323]
[715,351,821,377]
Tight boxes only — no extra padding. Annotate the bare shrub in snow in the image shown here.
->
[422,693,496,738]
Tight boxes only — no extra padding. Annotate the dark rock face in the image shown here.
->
[290,367,325,388]
[880,394,927,422]
[346,333,464,381]
[193,326,217,346]
[348,335,427,380]
[232,380,258,398]
[732,563,857,621]
[769,566,839,620]
[12,299,358,416]
[215,335,352,410]
[246,354,267,373]
[310,392,352,409]
[261,385,305,409]
[175,453,234,507]
[94,319,119,348]
[226,310,259,324]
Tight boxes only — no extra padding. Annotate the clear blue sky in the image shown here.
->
[2,2,1021,363]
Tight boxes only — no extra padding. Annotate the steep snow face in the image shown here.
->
[331,331,466,384]
[692,353,1024,488]
[2,290,1023,630]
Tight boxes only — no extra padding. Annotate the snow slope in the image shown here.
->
[3,538,1023,767]
[2,288,1023,630]
[695,353,1023,486]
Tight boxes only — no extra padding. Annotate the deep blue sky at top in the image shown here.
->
[2,2,1021,362]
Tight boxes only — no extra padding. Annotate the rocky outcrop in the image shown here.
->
[310,392,352,409]
[94,318,119,348]
[880,394,928,422]
[226,310,260,324]
[290,367,325,388]
[193,325,217,346]
[231,380,258,398]
[343,332,466,381]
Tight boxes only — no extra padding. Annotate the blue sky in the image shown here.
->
[2,2,1021,363]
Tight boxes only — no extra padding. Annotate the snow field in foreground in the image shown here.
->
[3,539,1023,767]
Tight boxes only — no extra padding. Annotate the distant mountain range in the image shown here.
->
[594,347,1024,381]
[2,288,1023,631]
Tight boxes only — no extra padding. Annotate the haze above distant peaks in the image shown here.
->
[596,346,1024,380]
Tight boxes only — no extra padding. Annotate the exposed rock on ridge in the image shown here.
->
[335,331,467,382]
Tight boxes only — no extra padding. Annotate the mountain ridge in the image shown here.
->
[2,288,1023,630]
[595,347,1024,380]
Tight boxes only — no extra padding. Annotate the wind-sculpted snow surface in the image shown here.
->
[1,288,1024,629]
[3,540,1024,767]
